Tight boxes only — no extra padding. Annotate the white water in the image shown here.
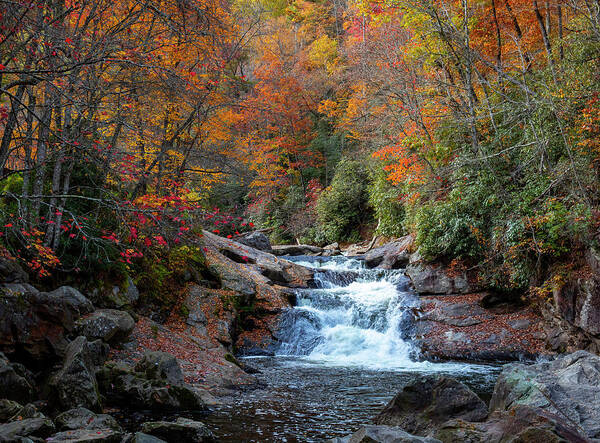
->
[276,256,492,373]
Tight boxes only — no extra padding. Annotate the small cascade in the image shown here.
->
[275,255,420,368]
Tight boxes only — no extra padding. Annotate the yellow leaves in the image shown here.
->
[308,35,339,74]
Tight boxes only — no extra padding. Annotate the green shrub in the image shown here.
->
[316,158,372,243]
[369,168,404,237]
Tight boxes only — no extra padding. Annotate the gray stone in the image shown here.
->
[49,336,108,412]
[345,425,441,443]
[0,257,28,284]
[76,309,135,345]
[271,244,324,256]
[96,362,206,412]
[129,432,167,443]
[0,417,55,440]
[490,350,600,438]
[46,428,124,442]
[236,231,272,252]
[55,408,122,432]
[375,376,487,435]
[140,418,216,442]
[364,236,412,269]
[134,351,185,385]
[0,284,93,360]
[0,353,34,402]
[0,399,23,421]
[508,318,532,330]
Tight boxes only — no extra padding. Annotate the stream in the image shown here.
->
[204,255,502,442]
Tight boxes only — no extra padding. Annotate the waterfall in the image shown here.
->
[275,256,421,369]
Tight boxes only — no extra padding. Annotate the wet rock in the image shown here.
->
[0,352,35,402]
[0,257,28,284]
[134,351,185,385]
[271,244,324,256]
[435,405,590,443]
[364,235,412,270]
[49,336,108,412]
[47,428,124,442]
[0,417,55,441]
[55,408,122,432]
[419,302,491,327]
[0,284,93,360]
[76,309,135,346]
[140,418,216,443]
[374,376,487,435]
[332,425,442,443]
[97,361,206,412]
[236,231,272,252]
[128,432,167,443]
[490,350,600,438]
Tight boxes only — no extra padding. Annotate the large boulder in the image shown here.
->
[364,236,413,269]
[236,231,272,252]
[128,433,167,443]
[0,352,35,402]
[89,275,140,310]
[374,376,487,435]
[49,336,109,412]
[490,350,600,439]
[55,407,122,432]
[134,351,185,385]
[0,284,93,360]
[76,309,135,345]
[97,361,206,412]
[0,417,55,441]
[331,425,441,443]
[47,428,125,442]
[406,261,472,295]
[435,405,590,443]
[0,257,28,283]
[140,418,216,443]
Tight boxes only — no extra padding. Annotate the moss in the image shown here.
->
[179,304,190,319]
[224,353,242,368]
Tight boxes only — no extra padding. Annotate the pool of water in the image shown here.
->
[203,356,501,442]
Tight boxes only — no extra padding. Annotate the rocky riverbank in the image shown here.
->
[332,350,600,442]
[0,231,313,441]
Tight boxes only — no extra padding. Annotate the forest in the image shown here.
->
[1,0,599,295]
[2,0,600,442]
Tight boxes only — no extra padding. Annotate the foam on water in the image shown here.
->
[276,255,493,373]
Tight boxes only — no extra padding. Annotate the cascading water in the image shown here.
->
[204,254,502,441]
[275,255,421,369]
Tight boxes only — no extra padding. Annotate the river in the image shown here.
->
[204,255,501,442]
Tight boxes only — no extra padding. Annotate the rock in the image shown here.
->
[0,257,28,284]
[55,408,122,432]
[435,405,590,443]
[134,351,185,385]
[76,309,135,345]
[552,275,600,337]
[374,376,487,435]
[271,244,324,256]
[322,243,341,257]
[0,399,23,421]
[0,417,55,440]
[508,318,532,330]
[0,353,35,402]
[128,432,167,443]
[96,362,206,412]
[140,418,216,443]
[49,336,108,412]
[490,350,600,438]
[334,425,442,443]
[47,428,124,442]
[406,261,472,295]
[419,302,491,327]
[236,231,272,252]
[0,284,94,360]
[364,235,413,270]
